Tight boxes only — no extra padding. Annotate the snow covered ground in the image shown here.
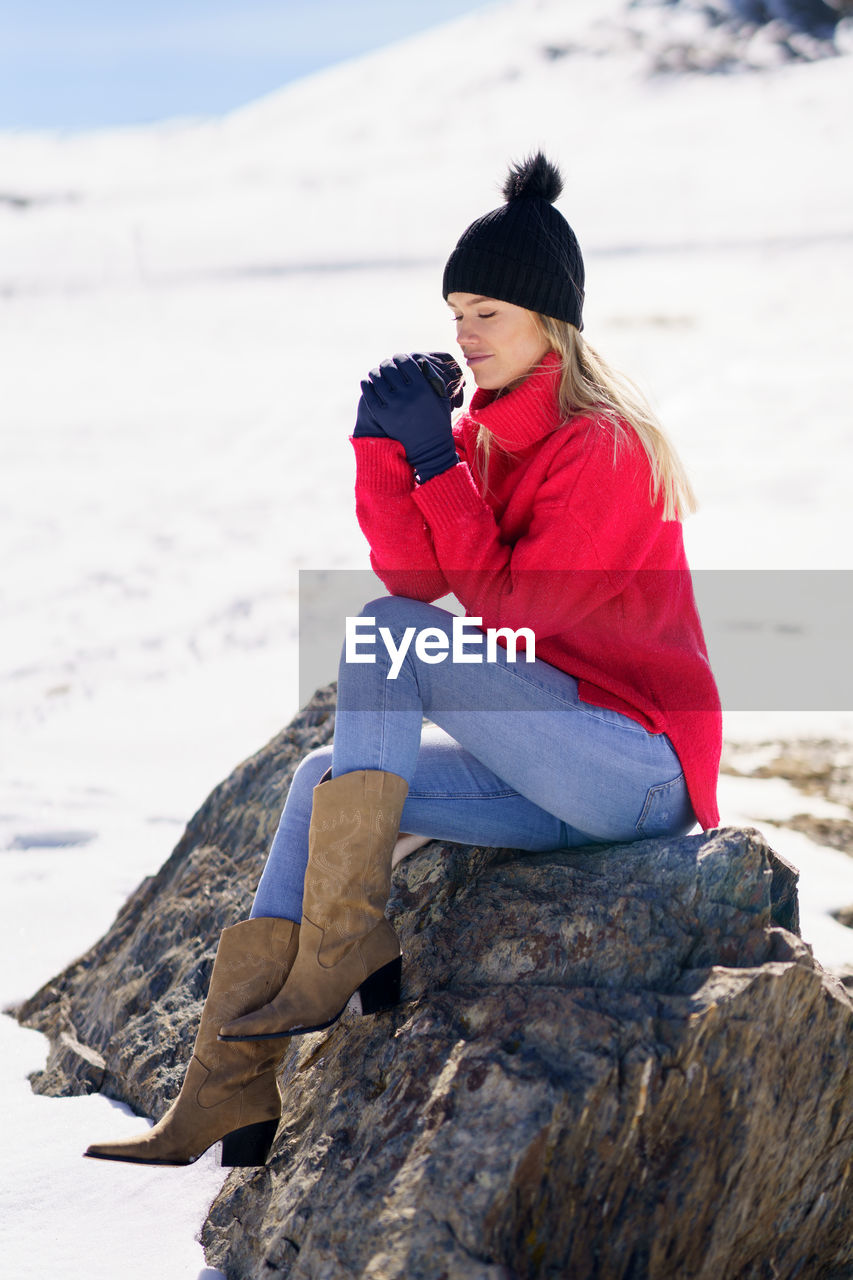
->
[1,0,852,1274]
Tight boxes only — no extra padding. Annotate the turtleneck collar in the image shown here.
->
[464,350,564,450]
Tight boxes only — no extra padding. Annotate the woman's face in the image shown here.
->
[447,292,551,391]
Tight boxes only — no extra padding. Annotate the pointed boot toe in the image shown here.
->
[83,1132,194,1167]
[84,1138,148,1164]
[218,1002,280,1041]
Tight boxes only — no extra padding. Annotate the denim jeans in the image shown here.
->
[251,595,696,921]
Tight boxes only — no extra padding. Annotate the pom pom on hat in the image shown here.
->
[502,152,564,204]
[443,151,584,329]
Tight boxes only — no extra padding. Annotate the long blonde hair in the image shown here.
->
[474,315,696,522]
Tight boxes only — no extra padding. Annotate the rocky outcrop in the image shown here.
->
[557,0,851,73]
[16,687,853,1279]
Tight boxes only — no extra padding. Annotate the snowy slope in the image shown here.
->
[0,0,850,286]
[1,1,852,1275]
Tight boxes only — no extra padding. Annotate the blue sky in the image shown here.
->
[0,0,493,131]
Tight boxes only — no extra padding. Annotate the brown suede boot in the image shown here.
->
[219,769,408,1041]
[84,915,299,1166]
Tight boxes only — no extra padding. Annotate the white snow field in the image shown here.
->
[1,0,851,1274]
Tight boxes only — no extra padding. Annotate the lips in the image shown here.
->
[465,354,491,366]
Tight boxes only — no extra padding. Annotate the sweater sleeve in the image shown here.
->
[410,424,664,637]
[350,435,451,601]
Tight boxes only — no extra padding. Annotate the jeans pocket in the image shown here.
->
[635,773,694,839]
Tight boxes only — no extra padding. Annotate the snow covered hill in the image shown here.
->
[0,0,850,291]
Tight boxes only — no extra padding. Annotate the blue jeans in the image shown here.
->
[251,596,696,921]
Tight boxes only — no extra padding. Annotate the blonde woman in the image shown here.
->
[85,153,721,1169]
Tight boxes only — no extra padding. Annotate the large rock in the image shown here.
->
[15,688,853,1279]
[728,0,841,38]
[618,0,844,71]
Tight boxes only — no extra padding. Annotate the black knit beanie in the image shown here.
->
[442,152,584,330]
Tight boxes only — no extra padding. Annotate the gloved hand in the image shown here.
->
[411,351,466,410]
[359,352,463,483]
[352,352,463,440]
[352,390,387,438]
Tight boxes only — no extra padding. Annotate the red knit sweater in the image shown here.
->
[351,352,722,829]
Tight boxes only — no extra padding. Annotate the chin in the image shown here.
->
[472,369,504,391]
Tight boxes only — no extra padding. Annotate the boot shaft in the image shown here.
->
[303,770,409,965]
[194,916,300,1086]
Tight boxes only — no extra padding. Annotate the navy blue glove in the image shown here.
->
[352,353,463,440]
[352,390,387,438]
[411,351,466,410]
[360,353,463,483]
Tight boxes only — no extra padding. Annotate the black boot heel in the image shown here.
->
[358,955,402,1016]
[221,1117,279,1167]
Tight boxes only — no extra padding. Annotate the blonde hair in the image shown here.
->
[474,315,696,522]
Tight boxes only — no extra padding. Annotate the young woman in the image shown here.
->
[85,153,721,1168]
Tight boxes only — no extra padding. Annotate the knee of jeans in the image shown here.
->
[359,594,447,633]
[291,745,333,796]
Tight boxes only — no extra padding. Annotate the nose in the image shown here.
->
[456,316,477,350]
